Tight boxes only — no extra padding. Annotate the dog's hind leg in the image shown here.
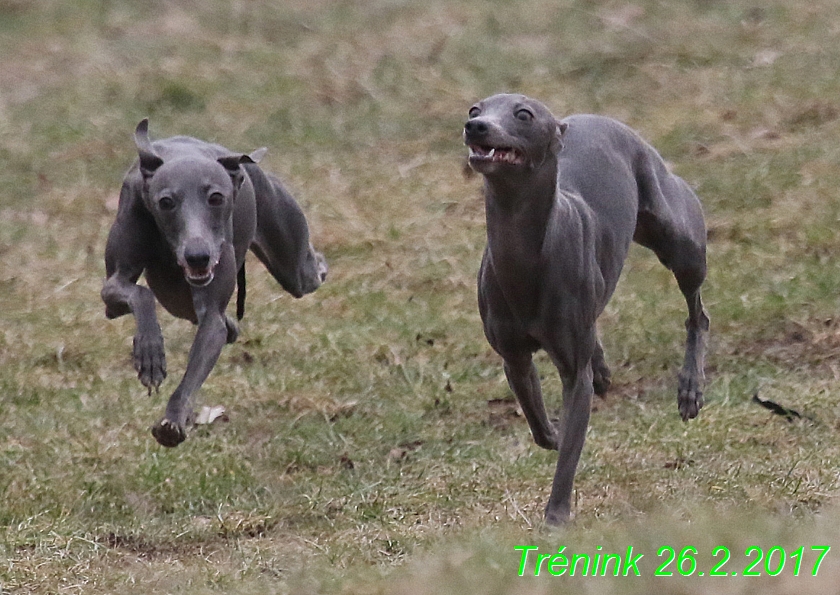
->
[676,281,709,420]
[634,156,710,420]
[244,165,327,298]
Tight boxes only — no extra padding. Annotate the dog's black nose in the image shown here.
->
[184,248,211,270]
[464,119,489,135]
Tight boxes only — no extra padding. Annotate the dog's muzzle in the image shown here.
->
[464,119,526,169]
[181,242,218,287]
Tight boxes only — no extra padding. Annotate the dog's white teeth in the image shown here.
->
[469,145,522,164]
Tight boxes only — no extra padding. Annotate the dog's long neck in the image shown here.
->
[481,158,560,319]
[483,158,558,263]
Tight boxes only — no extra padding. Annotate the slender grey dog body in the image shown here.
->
[464,94,709,525]
[102,119,327,447]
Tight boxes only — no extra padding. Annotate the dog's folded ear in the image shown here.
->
[217,153,257,191]
[134,118,164,180]
[552,119,569,153]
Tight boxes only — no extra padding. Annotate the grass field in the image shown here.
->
[2,0,840,592]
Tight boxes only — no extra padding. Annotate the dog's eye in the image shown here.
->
[158,196,176,211]
[468,106,481,118]
[208,193,225,207]
[515,109,534,122]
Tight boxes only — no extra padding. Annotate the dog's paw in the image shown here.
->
[590,346,612,397]
[677,371,704,421]
[534,420,561,451]
[133,332,166,391]
[224,315,239,344]
[151,418,187,447]
[543,505,573,528]
[592,365,611,397]
[534,432,560,451]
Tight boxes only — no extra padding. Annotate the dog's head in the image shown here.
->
[134,118,256,287]
[463,94,567,177]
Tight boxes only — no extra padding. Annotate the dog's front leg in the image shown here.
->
[102,273,167,392]
[544,363,594,526]
[152,309,228,447]
[591,337,612,396]
[151,249,236,448]
[503,356,559,451]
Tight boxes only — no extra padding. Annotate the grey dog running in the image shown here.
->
[464,94,709,525]
[102,120,327,448]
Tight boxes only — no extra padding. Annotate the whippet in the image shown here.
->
[102,119,327,447]
[464,94,709,524]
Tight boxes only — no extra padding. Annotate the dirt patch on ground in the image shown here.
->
[483,374,666,432]
[732,317,840,374]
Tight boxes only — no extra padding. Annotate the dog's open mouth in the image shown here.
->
[183,266,215,287]
[468,145,524,165]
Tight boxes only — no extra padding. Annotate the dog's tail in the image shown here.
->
[236,264,246,320]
